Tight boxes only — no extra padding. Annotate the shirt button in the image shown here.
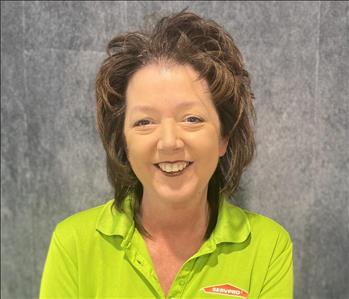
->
[136,259,143,266]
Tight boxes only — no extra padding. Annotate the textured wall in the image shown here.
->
[1,1,348,298]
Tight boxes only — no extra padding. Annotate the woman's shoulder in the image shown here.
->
[245,208,290,237]
[53,199,114,237]
[224,200,292,246]
[240,206,293,256]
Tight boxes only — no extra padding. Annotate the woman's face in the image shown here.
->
[123,63,228,206]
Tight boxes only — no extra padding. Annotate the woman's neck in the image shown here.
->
[140,193,209,240]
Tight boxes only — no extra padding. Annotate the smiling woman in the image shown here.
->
[39,8,293,299]
[124,63,229,221]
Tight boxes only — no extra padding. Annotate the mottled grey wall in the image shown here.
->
[1,1,348,298]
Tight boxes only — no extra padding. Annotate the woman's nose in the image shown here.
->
[157,120,184,151]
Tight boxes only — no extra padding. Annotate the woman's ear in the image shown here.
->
[219,136,229,157]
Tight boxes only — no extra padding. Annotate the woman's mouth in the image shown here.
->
[154,161,193,177]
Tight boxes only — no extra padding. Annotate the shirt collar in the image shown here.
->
[96,193,251,244]
[212,193,251,244]
[96,194,134,238]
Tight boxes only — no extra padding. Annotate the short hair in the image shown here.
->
[95,8,256,238]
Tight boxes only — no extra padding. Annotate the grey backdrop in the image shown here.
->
[2,1,348,299]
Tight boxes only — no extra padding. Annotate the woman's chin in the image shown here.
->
[150,182,204,205]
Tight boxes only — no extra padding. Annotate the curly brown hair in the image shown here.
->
[95,8,256,238]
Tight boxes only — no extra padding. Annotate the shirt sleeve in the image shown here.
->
[259,230,294,298]
[39,229,78,299]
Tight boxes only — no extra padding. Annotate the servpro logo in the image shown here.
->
[201,283,248,298]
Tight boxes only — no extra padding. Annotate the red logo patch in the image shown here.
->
[202,283,248,298]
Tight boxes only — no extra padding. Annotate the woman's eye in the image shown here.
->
[134,117,202,127]
[185,116,203,123]
[134,119,151,127]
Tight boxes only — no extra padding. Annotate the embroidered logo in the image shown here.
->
[201,283,248,298]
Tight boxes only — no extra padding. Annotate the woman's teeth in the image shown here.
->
[157,161,190,173]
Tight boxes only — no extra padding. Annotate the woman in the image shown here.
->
[40,9,293,299]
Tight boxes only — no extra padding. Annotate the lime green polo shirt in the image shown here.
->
[39,194,293,299]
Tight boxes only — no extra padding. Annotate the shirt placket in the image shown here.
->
[122,225,165,298]
[123,242,165,298]
[166,239,217,299]
[166,258,196,299]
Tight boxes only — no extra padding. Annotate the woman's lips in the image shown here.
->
[154,162,193,177]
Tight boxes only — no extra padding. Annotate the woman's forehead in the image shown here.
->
[125,63,212,111]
